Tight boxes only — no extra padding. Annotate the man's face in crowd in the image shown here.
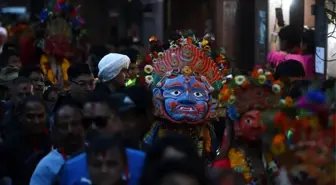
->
[88,147,126,185]
[21,101,46,135]
[70,74,95,101]
[128,63,138,79]
[29,71,45,96]
[12,82,33,102]
[7,55,22,69]
[45,89,59,111]
[83,102,121,135]
[113,69,129,87]
[55,105,84,154]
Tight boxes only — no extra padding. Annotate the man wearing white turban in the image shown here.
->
[97,53,130,92]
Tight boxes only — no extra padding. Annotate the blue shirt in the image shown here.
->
[59,148,145,185]
[30,150,65,185]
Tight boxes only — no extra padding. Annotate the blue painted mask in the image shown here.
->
[153,75,216,124]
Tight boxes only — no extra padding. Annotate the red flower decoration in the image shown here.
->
[145,55,152,62]
[152,51,158,58]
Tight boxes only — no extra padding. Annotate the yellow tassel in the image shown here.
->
[62,58,70,81]
[40,55,48,75]
[47,70,56,84]
[61,58,70,89]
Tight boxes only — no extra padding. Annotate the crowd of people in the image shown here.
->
[0,1,335,185]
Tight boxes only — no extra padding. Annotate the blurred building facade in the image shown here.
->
[1,0,322,72]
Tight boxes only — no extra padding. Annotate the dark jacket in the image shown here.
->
[0,131,51,185]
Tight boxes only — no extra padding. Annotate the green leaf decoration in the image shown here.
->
[249,77,259,85]
[227,80,236,89]
[212,81,222,91]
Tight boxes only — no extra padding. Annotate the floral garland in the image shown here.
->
[40,55,70,85]
[219,67,283,121]
[265,90,336,185]
[228,148,279,184]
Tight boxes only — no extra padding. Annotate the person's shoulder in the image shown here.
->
[285,54,304,63]
[30,150,65,185]
[126,148,146,157]
[126,148,146,166]
[60,153,88,185]
[64,152,87,166]
[267,51,286,65]
[35,150,65,169]
[301,54,314,62]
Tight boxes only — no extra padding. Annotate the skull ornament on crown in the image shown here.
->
[141,31,230,157]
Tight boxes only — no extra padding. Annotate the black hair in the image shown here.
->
[123,85,153,116]
[15,95,46,116]
[141,133,202,185]
[302,29,315,54]
[18,65,43,78]
[274,59,305,80]
[67,63,92,80]
[144,133,200,164]
[142,159,209,185]
[86,134,127,163]
[54,102,82,125]
[278,25,302,50]
[118,37,132,48]
[119,48,139,63]
[85,91,117,112]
